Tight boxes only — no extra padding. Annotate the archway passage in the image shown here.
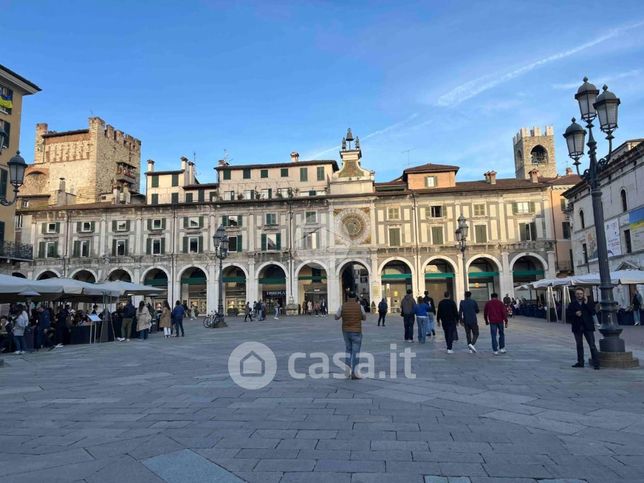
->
[143,268,169,308]
[531,145,548,164]
[12,272,27,278]
[340,262,370,306]
[108,269,132,282]
[180,267,207,315]
[37,271,58,280]
[381,260,412,313]
[72,270,96,283]
[223,266,246,316]
[424,259,455,303]
[513,256,545,301]
[468,258,500,304]
[258,265,286,315]
[298,263,327,314]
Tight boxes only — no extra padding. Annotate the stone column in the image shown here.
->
[207,262,217,314]
[327,257,339,314]
[247,259,258,303]
[546,251,556,279]
[500,251,513,297]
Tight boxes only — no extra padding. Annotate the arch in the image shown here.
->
[222,263,250,280]
[421,255,458,275]
[509,252,548,272]
[71,269,96,283]
[378,256,415,279]
[295,259,330,277]
[423,256,457,302]
[296,260,329,310]
[257,263,287,313]
[335,258,372,277]
[179,266,208,314]
[178,264,208,281]
[621,188,628,212]
[466,255,501,303]
[222,265,247,315]
[11,272,27,278]
[530,145,548,164]
[36,269,60,280]
[256,260,288,278]
[579,209,585,229]
[465,254,502,272]
[141,266,170,283]
[380,258,414,312]
[108,268,133,282]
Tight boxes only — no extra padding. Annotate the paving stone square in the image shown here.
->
[2,315,644,482]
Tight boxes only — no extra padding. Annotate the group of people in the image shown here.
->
[243,300,281,322]
[116,299,187,341]
[299,299,328,317]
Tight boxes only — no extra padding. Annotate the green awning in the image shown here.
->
[144,279,168,287]
[181,276,207,285]
[512,270,545,277]
[298,276,327,281]
[468,271,499,278]
[223,276,246,283]
[425,273,455,279]
[381,273,412,280]
[259,277,286,284]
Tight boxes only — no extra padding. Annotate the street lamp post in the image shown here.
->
[213,224,229,328]
[0,135,28,207]
[563,77,638,367]
[455,214,469,298]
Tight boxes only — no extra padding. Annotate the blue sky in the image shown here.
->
[4,0,644,189]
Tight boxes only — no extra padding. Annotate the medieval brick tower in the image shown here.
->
[513,126,557,179]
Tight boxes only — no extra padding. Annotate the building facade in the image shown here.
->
[12,126,578,314]
[564,139,644,307]
[0,64,40,264]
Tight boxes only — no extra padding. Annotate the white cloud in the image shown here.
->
[551,69,642,90]
[435,20,644,108]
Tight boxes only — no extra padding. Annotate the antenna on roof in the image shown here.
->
[193,151,196,164]
[402,149,414,167]
[223,149,233,165]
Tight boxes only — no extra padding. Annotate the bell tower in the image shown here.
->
[513,126,557,179]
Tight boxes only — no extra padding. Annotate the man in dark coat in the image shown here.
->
[400,290,416,342]
[437,291,459,353]
[459,291,480,353]
[566,288,600,369]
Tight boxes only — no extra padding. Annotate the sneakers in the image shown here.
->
[447,349,454,354]
[499,348,506,354]
[125,339,130,342]
[116,337,124,342]
[351,373,362,380]
[493,351,499,355]
[572,362,584,368]
[468,344,477,353]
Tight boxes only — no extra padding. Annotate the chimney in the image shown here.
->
[565,167,573,176]
[188,161,195,184]
[529,168,540,183]
[488,170,497,185]
[58,177,66,192]
[290,151,300,163]
[180,156,188,172]
[483,171,490,183]
[147,159,155,172]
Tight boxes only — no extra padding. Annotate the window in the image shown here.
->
[222,169,231,180]
[281,168,289,178]
[150,175,159,188]
[229,235,242,252]
[225,191,235,200]
[388,227,401,246]
[46,222,58,234]
[243,189,254,200]
[562,221,571,239]
[513,201,535,214]
[243,168,251,179]
[79,221,93,233]
[579,210,585,229]
[425,176,436,188]
[265,213,277,226]
[316,166,325,181]
[308,190,317,197]
[624,229,632,254]
[0,169,6,199]
[0,120,10,150]
[150,238,164,255]
[429,206,443,218]
[387,207,400,220]
[278,188,290,198]
[209,192,218,202]
[150,219,164,230]
[582,243,588,264]
[0,85,14,115]
[261,233,281,251]
[151,194,159,205]
[261,169,269,179]
[474,225,487,243]
[171,193,179,204]
[305,211,317,224]
[73,240,90,258]
[171,173,179,186]
[519,222,537,241]
[185,193,193,203]
[560,198,568,211]
[303,231,319,249]
[114,239,128,257]
[260,188,272,199]
[223,215,242,227]
[474,204,485,216]
[431,226,444,245]
[300,167,308,182]
[185,216,202,229]
[115,220,128,232]
[21,199,29,208]
[14,214,22,229]
[45,242,57,258]
[187,236,200,254]
[621,189,628,212]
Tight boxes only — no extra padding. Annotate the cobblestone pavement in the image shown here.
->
[2,315,644,483]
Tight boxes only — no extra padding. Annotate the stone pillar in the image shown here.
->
[247,259,258,303]
[207,262,217,314]
[327,258,340,314]
[500,251,513,297]
[546,251,556,279]
[370,253,379,305]
[456,255,465,304]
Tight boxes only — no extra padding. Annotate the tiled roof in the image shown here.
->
[145,170,184,176]
[215,160,339,171]
[540,174,582,186]
[403,163,460,174]
[183,183,218,190]
[0,63,41,92]
[41,129,90,139]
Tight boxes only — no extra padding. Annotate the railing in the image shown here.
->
[0,241,34,261]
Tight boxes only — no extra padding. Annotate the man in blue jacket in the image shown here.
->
[566,288,600,370]
[119,299,136,342]
[171,300,186,337]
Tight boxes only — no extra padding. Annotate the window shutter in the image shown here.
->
[237,234,242,251]
[161,219,166,230]
[512,203,518,214]
[112,239,117,256]
[198,235,203,253]
[90,221,95,232]
[124,240,129,256]
[183,237,188,253]
[161,238,166,254]
[199,216,204,228]
[238,216,243,227]
[276,233,281,250]
[198,190,205,202]
[529,201,535,213]
[147,219,152,231]
[73,241,80,257]
[183,217,188,228]
[76,222,81,233]
[53,242,58,257]
[222,215,228,227]
[41,223,46,234]
[125,221,131,231]
[261,234,267,251]
[38,242,45,258]
[112,221,117,231]
[55,222,60,233]
[0,169,7,197]
[146,238,151,255]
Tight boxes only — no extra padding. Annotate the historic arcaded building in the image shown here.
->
[13,123,578,315]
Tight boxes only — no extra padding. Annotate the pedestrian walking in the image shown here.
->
[400,289,416,342]
[437,292,458,353]
[459,291,480,353]
[172,300,186,337]
[119,298,136,342]
[244,302,253,322]
[12,305,29,355]
[423,291,436,339]
[335,291,366,380]
[136,301,152,340]
[377,298,388,326]
[484,293,508,355]
[566,288,600,369]
[159,301,172,338]
[632,291,642,326]
[414,296,430,344]
[274,301,280,320]
[36,305,52,350]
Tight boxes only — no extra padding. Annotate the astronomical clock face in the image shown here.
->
[335,209,370,245]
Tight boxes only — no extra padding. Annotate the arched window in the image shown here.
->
[530,145,548,164]
[579,210,585,229]
[621,189,628,212]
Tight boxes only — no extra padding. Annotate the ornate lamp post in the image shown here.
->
[455,214,469,297]
[563,77,638,367]
[213,224,229,328]
[0,131,28,206]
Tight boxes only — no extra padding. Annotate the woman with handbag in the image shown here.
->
[159,301,172,338]
[136,301,152,340]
